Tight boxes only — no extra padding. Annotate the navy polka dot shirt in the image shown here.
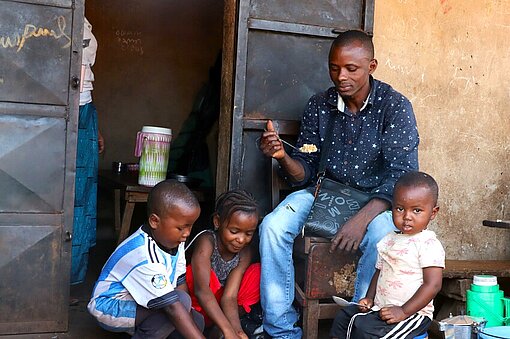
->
[290,77,419,202]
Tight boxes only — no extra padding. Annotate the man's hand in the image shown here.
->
[330,198,391,253]
[379,306,407,324]
[329,212,367,253]
[260,120,285,159]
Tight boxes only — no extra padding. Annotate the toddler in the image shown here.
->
[330,171,445,339]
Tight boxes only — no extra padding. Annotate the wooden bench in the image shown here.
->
[427,259,510,337]
[440,259,510,306]
[439,220,510,308]
[443,259,510,279]
[434,260,510,322]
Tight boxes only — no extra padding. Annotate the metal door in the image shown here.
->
[224,0,374,214]
[0,0,83,334]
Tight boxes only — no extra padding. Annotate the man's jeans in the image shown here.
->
[259,189,396,339]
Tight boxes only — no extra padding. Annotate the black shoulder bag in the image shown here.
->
[303,117,372,239]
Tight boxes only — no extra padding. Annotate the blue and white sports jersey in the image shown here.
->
[87,225,187,332]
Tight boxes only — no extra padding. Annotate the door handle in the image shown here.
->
[71,76,80,90]
[65,231,72,242]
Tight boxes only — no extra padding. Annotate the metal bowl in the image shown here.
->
[167,174,202,188]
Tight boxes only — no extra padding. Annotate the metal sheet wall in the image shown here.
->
[0,0,83,334]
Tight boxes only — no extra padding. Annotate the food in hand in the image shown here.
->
[299,144,318,153]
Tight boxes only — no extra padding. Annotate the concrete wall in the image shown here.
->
[374,0,510,259]
[85,0,223,175]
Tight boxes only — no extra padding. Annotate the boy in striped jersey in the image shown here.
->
[88,179,205,338]
[330,172,445,339]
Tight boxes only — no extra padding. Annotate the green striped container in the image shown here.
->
[135,126,172,187]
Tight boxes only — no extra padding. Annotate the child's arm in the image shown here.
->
[220,246,253,338]
[162,301,206,338]
[358,269,380,311]
[379,266,443,324]
[191,234,240,339]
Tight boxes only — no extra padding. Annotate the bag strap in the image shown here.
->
[317,114,336,179]
[312,115,336,196]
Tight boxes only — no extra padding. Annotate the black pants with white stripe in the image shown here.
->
[330,305,431,339]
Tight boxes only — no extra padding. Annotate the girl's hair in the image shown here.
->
[214,189,259,226]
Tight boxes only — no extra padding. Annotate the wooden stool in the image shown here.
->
[293,236,359,338]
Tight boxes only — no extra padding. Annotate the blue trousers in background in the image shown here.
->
[71,102,98,284]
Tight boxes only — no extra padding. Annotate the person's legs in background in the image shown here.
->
[259,189,314,339]
[71,102,98,285]
[352,211,396,301]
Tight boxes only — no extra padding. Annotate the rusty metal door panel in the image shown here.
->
[236,127,271,212]
[228,0,374,212]
[0,0,83,334]
[249,0,367,29]
[0,216,65,333]
[0,114,66,213]
[8,0,75,6]
[0,2,75,105]
[244,31,332,120]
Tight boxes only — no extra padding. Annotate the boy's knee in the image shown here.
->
[133,312,174,339]
[175,290,192,311]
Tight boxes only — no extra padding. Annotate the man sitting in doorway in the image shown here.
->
[258,30,419,338]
